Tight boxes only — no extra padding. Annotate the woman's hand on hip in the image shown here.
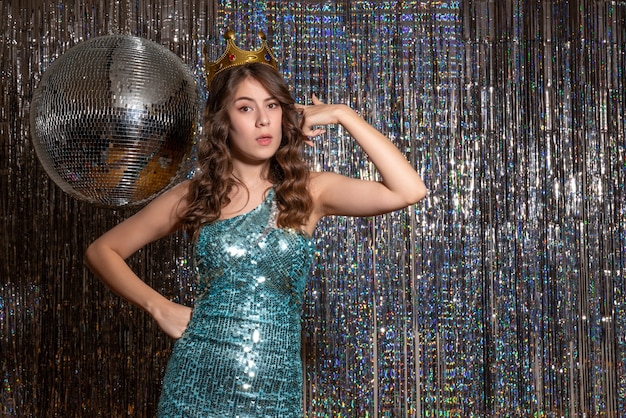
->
[151,299,193,339]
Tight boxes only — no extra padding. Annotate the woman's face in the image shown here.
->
[226,76,283,165]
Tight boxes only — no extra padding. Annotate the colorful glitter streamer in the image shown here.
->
[1,1,625,416]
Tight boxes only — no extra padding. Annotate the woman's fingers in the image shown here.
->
[298,94,332,139]
[311,94,323,105]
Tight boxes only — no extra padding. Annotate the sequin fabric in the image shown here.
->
[157,189,314,417]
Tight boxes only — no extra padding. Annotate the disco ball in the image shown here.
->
[30,34,200,208]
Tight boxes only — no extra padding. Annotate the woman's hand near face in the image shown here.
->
[296,95,344,140]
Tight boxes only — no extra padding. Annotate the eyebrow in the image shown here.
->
[233,96,276,103]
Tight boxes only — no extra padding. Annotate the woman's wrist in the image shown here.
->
[144,293,172,320]
[334,103,357,125]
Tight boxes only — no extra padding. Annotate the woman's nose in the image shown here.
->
[256,111,270,126]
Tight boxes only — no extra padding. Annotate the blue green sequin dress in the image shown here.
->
[157,189,314,417]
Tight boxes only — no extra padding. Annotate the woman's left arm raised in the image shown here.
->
[299,95,428,219]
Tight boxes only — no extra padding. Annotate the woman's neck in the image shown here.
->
[231,161,271,188]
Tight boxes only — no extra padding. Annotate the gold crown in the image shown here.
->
[205,29,278,84]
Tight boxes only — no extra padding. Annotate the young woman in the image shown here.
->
[85,31,427,417]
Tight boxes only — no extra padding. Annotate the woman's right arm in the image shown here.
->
[84,181,192,338]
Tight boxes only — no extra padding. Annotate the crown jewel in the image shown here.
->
[205,29,278,84]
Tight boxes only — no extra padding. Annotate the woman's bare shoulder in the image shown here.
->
[140,180,192,221]
[168,180,192,200]
[169,180,192,215]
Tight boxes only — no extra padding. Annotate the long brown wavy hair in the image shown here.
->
[181,63,312,239]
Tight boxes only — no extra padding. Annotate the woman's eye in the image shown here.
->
[268,102,279,109]
[239,106,251,112]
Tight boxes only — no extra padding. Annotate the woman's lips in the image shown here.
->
[256,135,272,146]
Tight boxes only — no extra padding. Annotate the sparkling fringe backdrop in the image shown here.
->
[1,1,625,417]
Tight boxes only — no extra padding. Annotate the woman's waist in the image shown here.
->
[189,297,301,327]
[183,302,302,348]
[195,276,306,304]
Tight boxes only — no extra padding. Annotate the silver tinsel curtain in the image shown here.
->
[1,0,625,416]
